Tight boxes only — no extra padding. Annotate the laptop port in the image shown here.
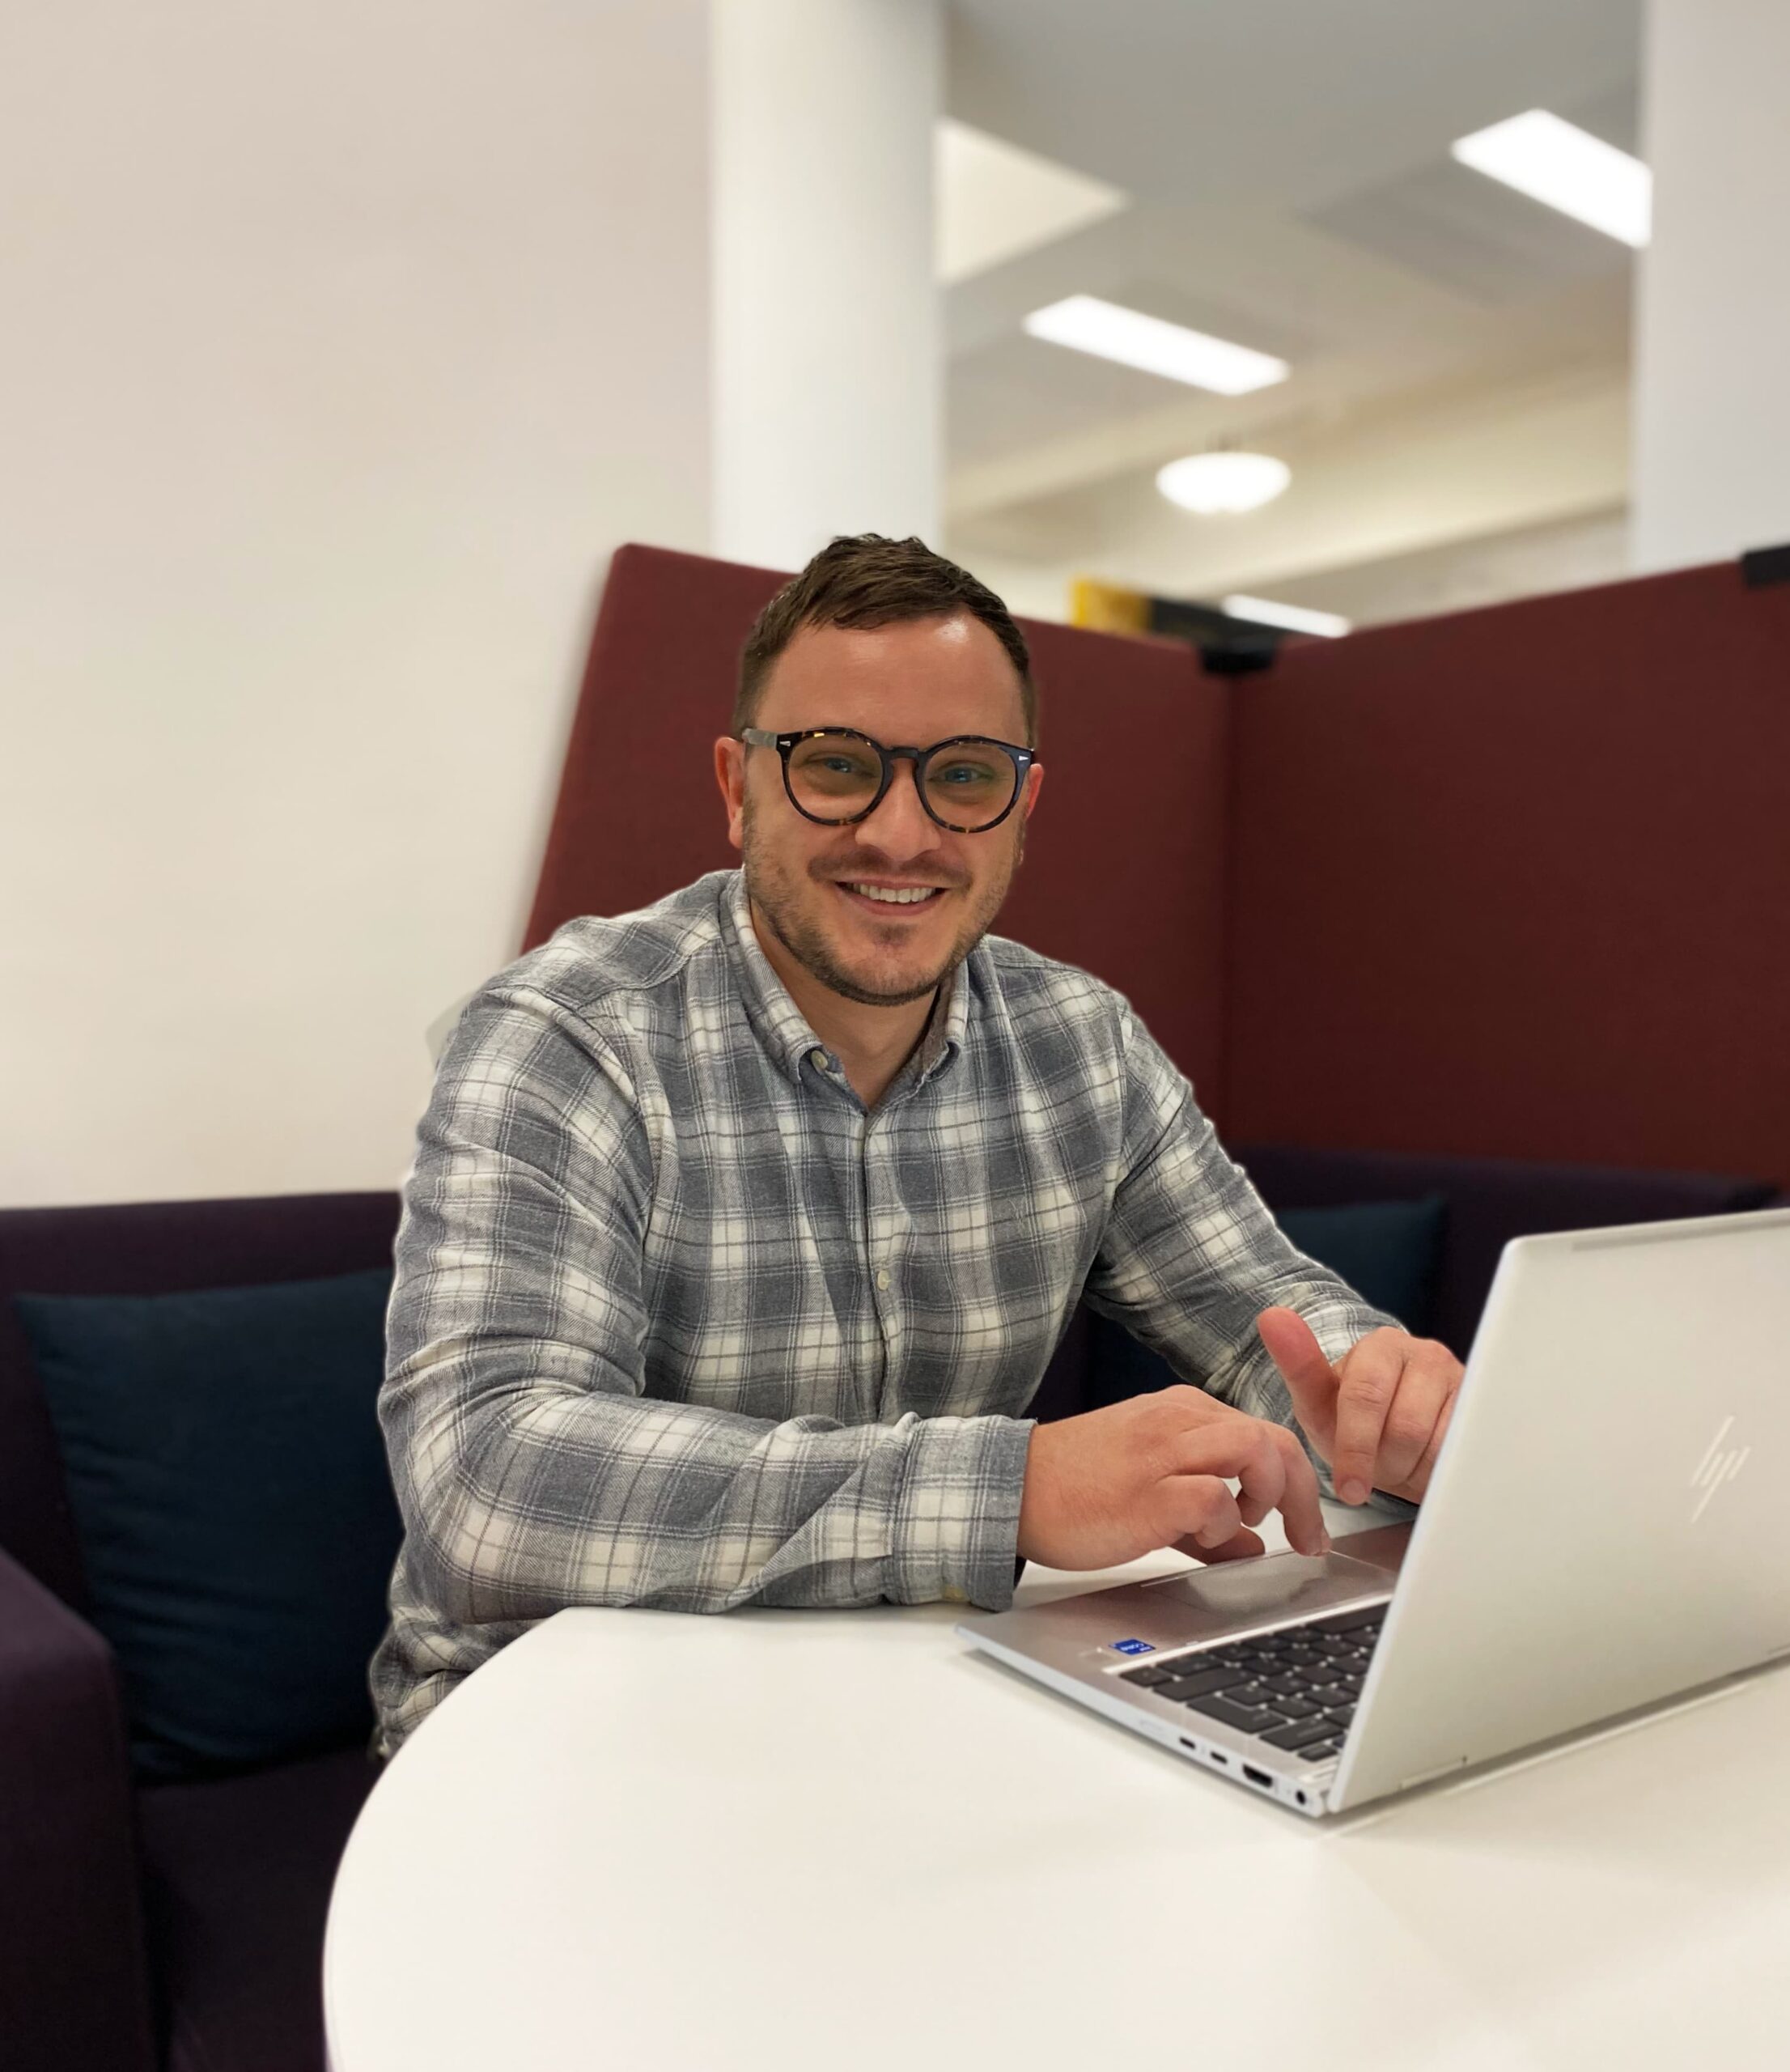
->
[1242,1765,1273,1790]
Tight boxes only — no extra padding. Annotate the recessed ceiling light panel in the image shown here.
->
[1450,109,1652,248]
[1156,452,1291,514]
[1222,594,1351,638]
[1024,295,1289,395]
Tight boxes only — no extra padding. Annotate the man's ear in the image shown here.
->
[1020,760,1045,820]
[715,736,748,852]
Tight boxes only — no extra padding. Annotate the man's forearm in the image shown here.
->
[384,1355,1035,1622]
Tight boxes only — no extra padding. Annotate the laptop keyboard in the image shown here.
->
[1115,1604,1385,1762]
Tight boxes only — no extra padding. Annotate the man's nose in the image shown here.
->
[857,760,943,860]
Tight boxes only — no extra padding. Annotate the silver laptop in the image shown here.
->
[957,1206,1790,1819]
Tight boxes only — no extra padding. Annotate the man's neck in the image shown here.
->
[748,898,935,1108]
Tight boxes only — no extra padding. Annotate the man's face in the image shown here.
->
[715,613,1044,1008]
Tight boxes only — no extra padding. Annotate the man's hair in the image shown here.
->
[733,533,1037,747]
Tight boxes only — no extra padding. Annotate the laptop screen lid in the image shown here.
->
[1332,1207,1790,1812]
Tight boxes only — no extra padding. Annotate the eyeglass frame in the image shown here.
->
[738,725,1037,834]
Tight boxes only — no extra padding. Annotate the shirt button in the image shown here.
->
[876,1267,891,1291]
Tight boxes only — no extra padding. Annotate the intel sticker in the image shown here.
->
[1109,1638,1155,1655]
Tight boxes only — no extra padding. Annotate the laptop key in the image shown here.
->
[1118,1665,1177,1688]
[1326,1705,1356,1727]
[1275,1696,1322,1718]
[1158,1668,1248,1702]
[1180,1694,1288,1734]
[1260,1715,1342,1751]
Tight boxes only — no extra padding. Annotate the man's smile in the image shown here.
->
[831,878,951,916]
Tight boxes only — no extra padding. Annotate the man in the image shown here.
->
[371,534,1464,1758]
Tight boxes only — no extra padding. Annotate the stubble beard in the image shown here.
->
[740,795,1025,1009]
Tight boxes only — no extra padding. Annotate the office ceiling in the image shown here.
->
[942,0,1644,601]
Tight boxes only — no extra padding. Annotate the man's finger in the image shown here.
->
[1260,1428,1329,1556]
[1402,1378,1461,1501]
[1372,1359,1454,1495]
[1255,1306,1341,1453]
[1171,1526,1266,1565]
[1169,1424,1327,1558]
[1330,1334,1406,1503]
[1189,1421,1328,1557]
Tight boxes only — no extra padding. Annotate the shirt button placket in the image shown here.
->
[865,1119,889,1302]
[862,1117,901,1428]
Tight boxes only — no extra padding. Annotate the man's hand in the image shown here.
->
[1256,1308,1465,1507]
[1016,1386,1331,1572]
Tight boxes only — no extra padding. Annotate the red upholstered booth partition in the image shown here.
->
[527,546,1790,1190]
[1225,564,1790,1179]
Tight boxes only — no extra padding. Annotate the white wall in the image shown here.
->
[0,2,713,1207]
[1632,0,1790,570]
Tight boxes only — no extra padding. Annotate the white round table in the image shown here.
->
[325,1504,1790,2071]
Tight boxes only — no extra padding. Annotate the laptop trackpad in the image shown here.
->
[1139,1542,1405,1632]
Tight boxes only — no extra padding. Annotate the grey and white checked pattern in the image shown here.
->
[370,870,1398,1755]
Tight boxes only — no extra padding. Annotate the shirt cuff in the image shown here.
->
[888,1412,1035,1611]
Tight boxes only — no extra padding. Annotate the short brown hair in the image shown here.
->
[733,533,1037,746]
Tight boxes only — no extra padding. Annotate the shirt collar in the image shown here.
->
[721,870,826,1085]
[720,868,970,1094]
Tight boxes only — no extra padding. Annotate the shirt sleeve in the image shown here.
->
[380,987,1033,1628]
[1081,1001,1414,1501]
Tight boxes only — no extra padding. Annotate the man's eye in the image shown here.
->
[935,762,998,787]
[792,746,880,792]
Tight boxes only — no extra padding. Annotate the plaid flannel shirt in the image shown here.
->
[370,869,1398,1756]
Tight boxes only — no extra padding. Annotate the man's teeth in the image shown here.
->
[845,882,939,905]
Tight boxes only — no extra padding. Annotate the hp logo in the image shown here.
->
[1689,1416,1750,1522]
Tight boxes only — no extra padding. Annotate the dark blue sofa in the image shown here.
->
[2,1153,1780,2072]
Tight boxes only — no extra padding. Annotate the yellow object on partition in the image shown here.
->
[1069,577,1151,635]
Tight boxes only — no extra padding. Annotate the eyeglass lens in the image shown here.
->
[785,734,1017,829]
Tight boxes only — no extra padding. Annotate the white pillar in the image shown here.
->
[1631,0,1790,571]
[710,0,942,570]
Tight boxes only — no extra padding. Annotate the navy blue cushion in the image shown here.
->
[12,1269,399,1781]
[1274,1196,1448,1334]
[1088,1195,1448,1408]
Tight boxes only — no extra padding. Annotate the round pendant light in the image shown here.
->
[1156,450,1291,514]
